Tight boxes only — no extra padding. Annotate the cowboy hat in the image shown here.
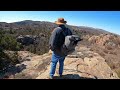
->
[55,18,67,25]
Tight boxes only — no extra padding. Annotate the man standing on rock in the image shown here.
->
[49,18,73,79]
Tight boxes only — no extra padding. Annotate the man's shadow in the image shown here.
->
[53,74,95,79]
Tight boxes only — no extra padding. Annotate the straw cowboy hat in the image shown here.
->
[55,18,67,25]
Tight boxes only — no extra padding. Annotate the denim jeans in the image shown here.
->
[49,51,65,77]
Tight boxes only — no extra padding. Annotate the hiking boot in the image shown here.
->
[49,75,53,79]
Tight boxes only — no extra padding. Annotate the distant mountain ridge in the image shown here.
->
[0,20,115,35]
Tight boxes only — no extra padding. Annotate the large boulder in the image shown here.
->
[17,35,36,45]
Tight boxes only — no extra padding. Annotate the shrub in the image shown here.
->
[0,31,21,70]
[0,34,22,51]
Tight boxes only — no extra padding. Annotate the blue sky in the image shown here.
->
[0,11,120,35]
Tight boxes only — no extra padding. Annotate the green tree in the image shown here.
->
[0,30,22,70]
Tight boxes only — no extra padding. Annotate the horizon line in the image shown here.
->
[0,19,119,35]
[0,19,106,29]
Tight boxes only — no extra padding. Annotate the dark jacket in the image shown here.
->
[49,25,72,56]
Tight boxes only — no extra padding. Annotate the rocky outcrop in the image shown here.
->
[36,47,119,79]
[3,45,118,79]
[88,34,120,48]
[16,35,39,45]
[16,34,47,46]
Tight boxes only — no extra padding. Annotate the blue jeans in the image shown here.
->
[49,51,65,77]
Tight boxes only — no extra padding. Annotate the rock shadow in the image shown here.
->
[53,74,95,79]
